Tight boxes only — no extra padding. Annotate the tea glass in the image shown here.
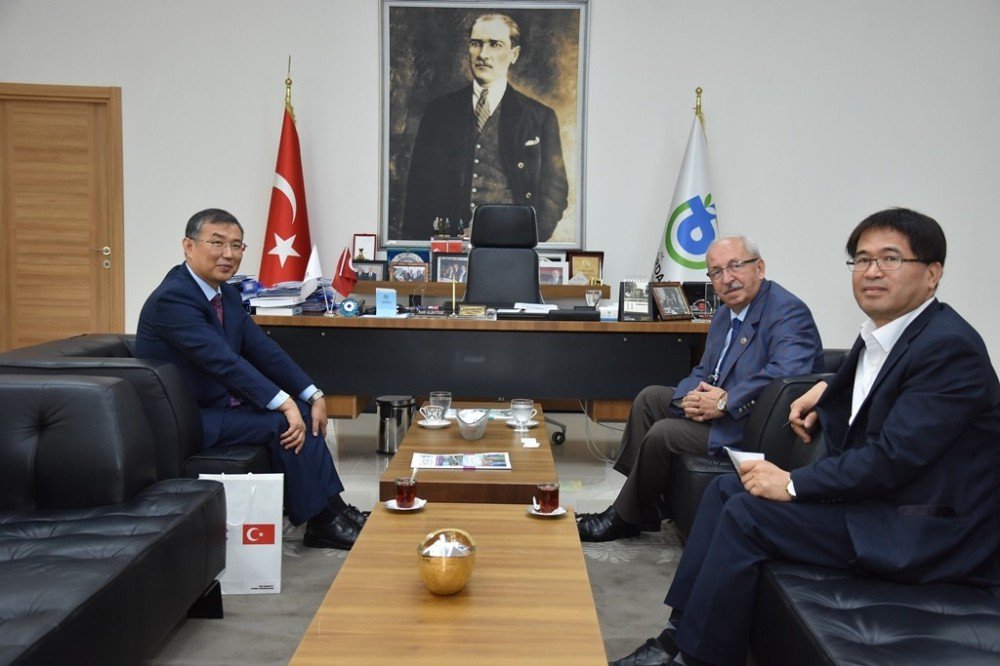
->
[585,289,602,308]
[395,477,417,509]
[532,481,560,514]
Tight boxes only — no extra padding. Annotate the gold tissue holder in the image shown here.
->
[417,527,477,595]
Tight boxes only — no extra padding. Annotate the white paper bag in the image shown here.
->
[199,472,284,594]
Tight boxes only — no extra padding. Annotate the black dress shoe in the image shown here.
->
[577,506,641,542]
[609,638,675,665]
[303,510,361,550]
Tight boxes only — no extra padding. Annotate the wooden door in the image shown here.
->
[0,82,124,352]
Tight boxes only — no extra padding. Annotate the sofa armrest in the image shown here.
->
[0,375,157,511]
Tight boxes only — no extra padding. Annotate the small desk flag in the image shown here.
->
[259,103,313,287]
[332,247,358,299]
[652,108,719,282]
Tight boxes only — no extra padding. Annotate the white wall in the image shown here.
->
[2,0,998,367]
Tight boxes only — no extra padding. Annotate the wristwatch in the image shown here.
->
[308,389,325,404]
[786,477,797,499]
[716,393,728,413]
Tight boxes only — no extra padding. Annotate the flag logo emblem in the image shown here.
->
[665,193,718,270]
[243,524,276,545]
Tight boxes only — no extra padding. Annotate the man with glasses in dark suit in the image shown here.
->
[577,235,824,542]
[137,208,365,550]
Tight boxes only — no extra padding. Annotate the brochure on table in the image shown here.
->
[410,452,512,470]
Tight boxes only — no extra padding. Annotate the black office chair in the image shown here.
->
[464,204,543,308]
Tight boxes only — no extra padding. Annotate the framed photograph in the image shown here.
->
[566,250,603,283]
[538,260,568,285]
[649,281,692,321]
[354,260,388,281]
[352,233,378,261]
[434,253,469,282]
[389,262,430,282]
[386,247,431,265]
[381,0,590,249]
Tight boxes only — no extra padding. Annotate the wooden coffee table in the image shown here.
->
[290,502,606,664]
[378,404,558,504]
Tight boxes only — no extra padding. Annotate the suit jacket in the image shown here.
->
[795,301,1000,585]
[135,264,314,446]
[401,84,569,242]
[675,280,824,453]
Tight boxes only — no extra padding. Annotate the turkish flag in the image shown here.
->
[242,523,276,545]
[258,107,312,287]
[332,247,358,298]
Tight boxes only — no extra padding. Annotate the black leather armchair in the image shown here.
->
[0,374,226,665]
[464,204,543,308]
[0,333,270,479]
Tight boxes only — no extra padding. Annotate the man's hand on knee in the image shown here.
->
[739,460,792,501]
[310,397,328,439]
[278,398,306,454]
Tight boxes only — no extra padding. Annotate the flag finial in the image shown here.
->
[694,87,705,127]
[284,56,295,121]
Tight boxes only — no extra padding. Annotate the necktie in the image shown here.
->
[712,318,743,384]
[210,294,224,324]
[475,88,490,133]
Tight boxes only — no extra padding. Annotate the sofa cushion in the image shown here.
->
[0,478,226,666]
[753,562,1000,666]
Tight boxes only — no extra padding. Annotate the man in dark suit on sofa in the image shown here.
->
[136,208,365,550]
[613,208,1000,665]
[399,13,569,242]
[577,236,824,542]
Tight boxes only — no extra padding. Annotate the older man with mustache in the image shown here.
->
[577,236,824,542]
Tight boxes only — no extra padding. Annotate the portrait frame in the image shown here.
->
[352,233,378,261]
[649,281,692,321]
[389,261,430,283]
[354,259,388,281]
[434,252,470,282]
[566,250,603,283]
[380,0,590,250]
[538,260,568,285]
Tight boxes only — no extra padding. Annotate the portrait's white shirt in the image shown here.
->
[472,79,508,116]
[849,297,934,423]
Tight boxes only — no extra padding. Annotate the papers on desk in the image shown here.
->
[723,446,764,471]
[513,302,558,313]
[410,452,512,470]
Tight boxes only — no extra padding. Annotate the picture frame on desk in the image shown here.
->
[566,251,603,284]
[355,260,387,281]
[619,278,652,321]
[538,261,568,285]
[352,233,377,261]
[649,281,692,321]
[390,261,429,283]
[434,253,469,283]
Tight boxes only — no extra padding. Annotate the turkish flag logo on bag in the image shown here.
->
[243,524,276,545]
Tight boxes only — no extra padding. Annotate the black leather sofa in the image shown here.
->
[0,333,270,478]
[0,374,226,665]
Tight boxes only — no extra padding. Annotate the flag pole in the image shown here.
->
[285,55,295,120]
[694,86,705,128]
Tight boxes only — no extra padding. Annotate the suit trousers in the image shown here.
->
[207,401,345,526]
[611,386,710,525]
[666,474,854,666]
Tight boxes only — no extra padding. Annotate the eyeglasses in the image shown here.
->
[845,255,925,272]
[188,237,247,253]
[706,257,759,281]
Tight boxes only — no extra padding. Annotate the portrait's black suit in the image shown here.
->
[665,300,1000,665]
[401,84,569,242]
[136,264,344,525]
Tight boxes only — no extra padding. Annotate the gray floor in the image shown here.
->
[146,412,680,664]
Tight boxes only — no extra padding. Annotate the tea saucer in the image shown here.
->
[417,419,450,429]
[527,506,567,518]
[505,419,539,428]
[385,498,428,512]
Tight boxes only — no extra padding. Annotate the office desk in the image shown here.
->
[256,315,709,408]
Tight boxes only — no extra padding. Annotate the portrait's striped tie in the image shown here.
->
[475,88,490,133]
